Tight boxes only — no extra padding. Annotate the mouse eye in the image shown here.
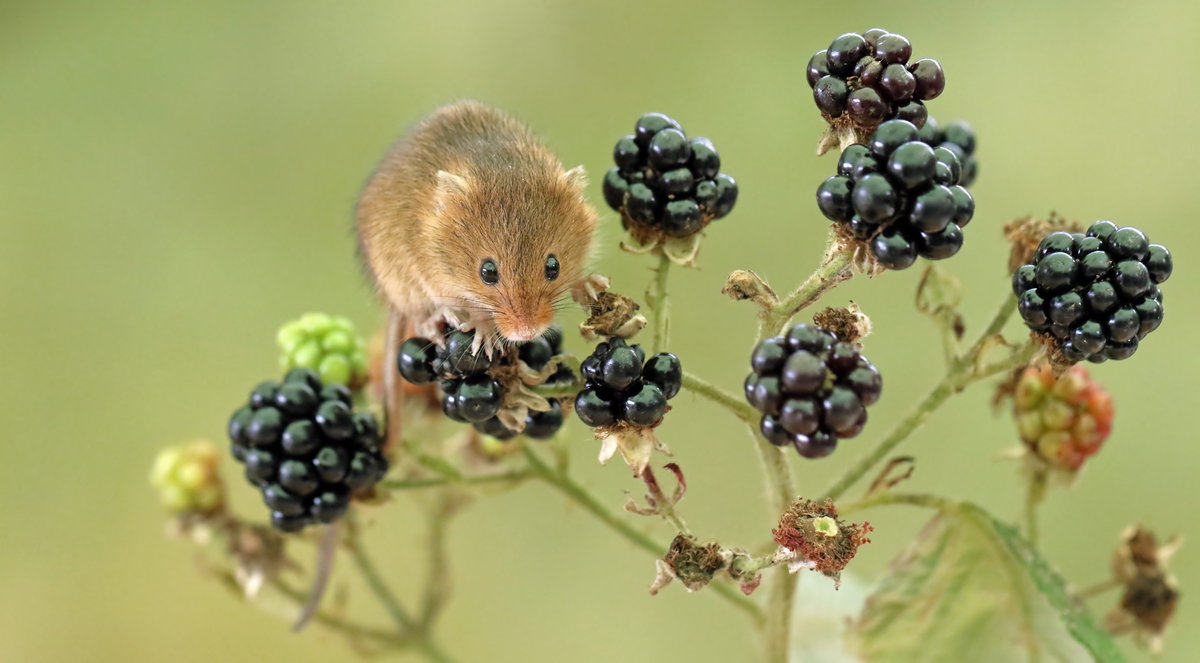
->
[544,255,560,281]
[480,258,499,286]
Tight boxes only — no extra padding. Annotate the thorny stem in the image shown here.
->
[640,466,690,534]
[821,296,1032,502]
[521,446,762,622]
[345,528,454,663]
[680,370,758,424]
[647,251,672,355]
[757,246,854,339]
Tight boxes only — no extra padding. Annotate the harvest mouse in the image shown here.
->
[356,100,604,448]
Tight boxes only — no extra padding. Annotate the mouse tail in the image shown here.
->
[291,521,340,632]
[382,308,407,454]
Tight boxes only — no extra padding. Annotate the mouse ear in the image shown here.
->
[434,171,471,213]
[436,170,471,196]
[562,165,588,192]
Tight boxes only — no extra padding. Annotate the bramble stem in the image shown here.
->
[647,251,672,354]
[680,371,758,424]
[1025,468,1047,548]
[346,529,454,662]
[821,296,1030,502]
[522,446,762,622]
[1076,578,1121,599]
[746,250,855,663]
[380,471,529,492]
[757,246,853,339]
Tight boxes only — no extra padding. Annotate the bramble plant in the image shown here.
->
[154,27,1180,662]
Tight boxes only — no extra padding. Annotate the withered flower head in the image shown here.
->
[1003,214,1081,274]
[649,534,730,595]
[772,498,872,587]
[1104,525,1182,654]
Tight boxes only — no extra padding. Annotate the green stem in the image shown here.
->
[758,247,854,338]
[648,251,672,354]
[1025,468,1047,548]
[380,471,529,492]
[680,371,758,424]
[838,491,957,516]
[522,446,762,622]
[821,296,1029,502]
[346,531,454,662]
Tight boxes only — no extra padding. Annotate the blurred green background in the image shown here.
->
[2,1,1196,661]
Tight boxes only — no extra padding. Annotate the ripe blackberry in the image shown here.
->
[744,324,882,459]
[603,113,738,239]
[1012,364,1113,472]
[915,117,978,187]
[806,30,945,133]
[396,326,573,440]
[574,339,682,429]
[1014,223,1172,363]
[816,119,975,270]
[227,368,388,532]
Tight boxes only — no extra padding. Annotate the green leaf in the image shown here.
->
[847,500,1124,663]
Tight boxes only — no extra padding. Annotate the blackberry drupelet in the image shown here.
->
[743,324,883,459]
[396,326,573,440]
[574,339,683,429]
[807,30,945,132]
[1013,223,1172,363]
[916,117,978,187]
[603,113,738,238]
[816,119,975,269]
[227,368,388,532]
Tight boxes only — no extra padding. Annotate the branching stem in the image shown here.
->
[821,296,1032,502]
[680,371,758,424]
[522,446,762,622]
[647,251,672,354]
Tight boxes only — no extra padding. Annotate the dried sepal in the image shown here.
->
[772,498,872,587]
[596,425,671,475]
[1002,214,1082,274]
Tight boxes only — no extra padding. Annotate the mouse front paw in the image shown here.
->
[466,318,504,359]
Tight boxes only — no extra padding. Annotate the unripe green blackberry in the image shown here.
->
[227,368,388,532]
[150,441,225,515]
[1012,364,1113,472]
[276,313,368,388]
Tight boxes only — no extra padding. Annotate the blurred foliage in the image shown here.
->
[0,1,1196,661]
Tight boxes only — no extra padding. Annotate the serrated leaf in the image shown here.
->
[848,500,1124,663]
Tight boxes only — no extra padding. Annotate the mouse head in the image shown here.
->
[430,164,598,344]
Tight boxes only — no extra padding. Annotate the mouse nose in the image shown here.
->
[502,324,546,343]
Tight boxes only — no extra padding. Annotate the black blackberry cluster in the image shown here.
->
[396,327,573,440]
[807,29,945,129]
[227,368,388,532]
[602,112,738,238]
[574,339,683,429]
[816,119,975,270]
[1013,222,1172,363]
[917,117,978,187]
[744,324,882,459]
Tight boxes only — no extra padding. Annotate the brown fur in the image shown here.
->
[356,100,599,343]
